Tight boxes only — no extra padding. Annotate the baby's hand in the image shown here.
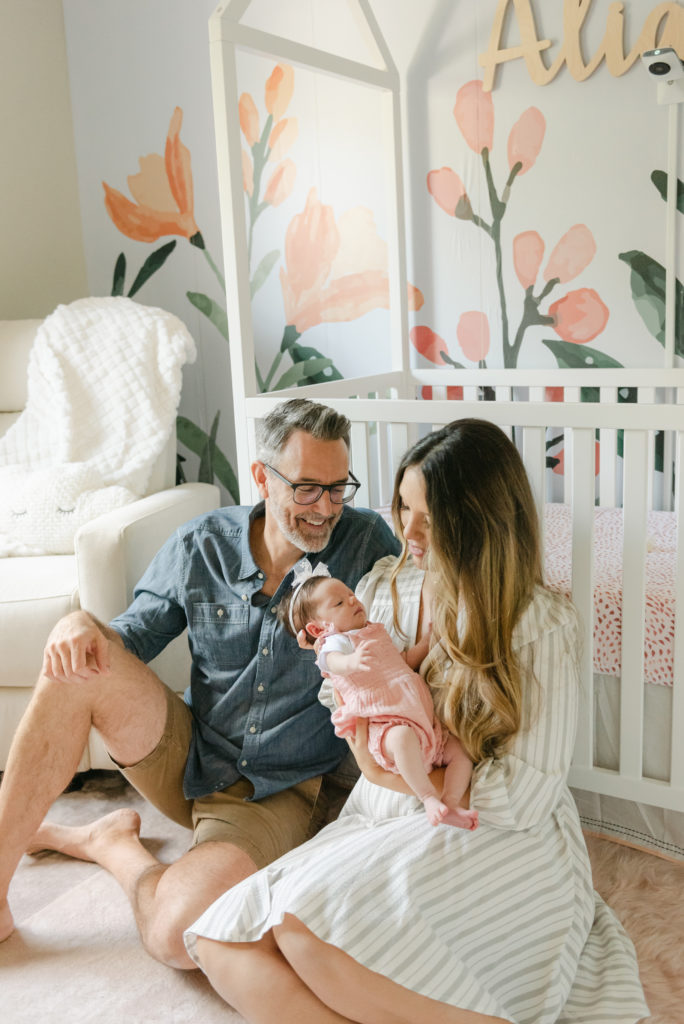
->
[349,639,373,672]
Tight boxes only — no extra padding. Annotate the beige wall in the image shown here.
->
[0,0,87,319]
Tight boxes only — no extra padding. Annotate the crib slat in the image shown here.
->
[570,426,595,769]
[671,430,684,787]
[598,387,618,508]
[350,421,371,509]
[620,429,648,780]
[522,425,546,533]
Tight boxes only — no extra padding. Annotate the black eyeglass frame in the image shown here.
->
[264,463,361,505]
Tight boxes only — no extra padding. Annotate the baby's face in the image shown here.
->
[313,579,367,634]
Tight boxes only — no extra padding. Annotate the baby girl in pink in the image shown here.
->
[280,564,477,829]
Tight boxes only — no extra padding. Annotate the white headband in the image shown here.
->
[288,558,331,635]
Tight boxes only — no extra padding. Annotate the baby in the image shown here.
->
[280,562,478,830]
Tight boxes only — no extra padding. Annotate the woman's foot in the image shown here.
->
[26,809,142,863]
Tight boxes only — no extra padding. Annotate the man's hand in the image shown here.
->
[42,611,113,683]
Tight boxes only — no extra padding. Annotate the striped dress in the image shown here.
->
[185,557,648,1023]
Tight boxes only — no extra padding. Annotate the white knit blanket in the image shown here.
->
[0,297,196,555]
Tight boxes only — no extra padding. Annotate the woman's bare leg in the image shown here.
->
[195,917,511,1024]
[195,933,352,1024]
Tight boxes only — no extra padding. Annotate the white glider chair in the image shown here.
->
[0,317,221,770]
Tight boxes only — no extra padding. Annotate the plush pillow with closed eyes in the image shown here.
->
[0,463,136,556]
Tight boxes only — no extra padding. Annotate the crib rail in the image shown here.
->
[245,380,684,814]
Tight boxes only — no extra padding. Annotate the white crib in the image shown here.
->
[209,3,684,859]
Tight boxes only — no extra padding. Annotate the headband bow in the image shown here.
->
[288,558,331,635]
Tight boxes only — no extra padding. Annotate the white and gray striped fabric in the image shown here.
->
[185,561,648,1023]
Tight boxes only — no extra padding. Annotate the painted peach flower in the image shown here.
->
[265,64,294,121]
[242,149,254,197]
[457,311,490,362]
[239,93,259,147]
[552,441,600,476]
[410,326,449,365]
[268,118,298,161]
[280,189,423,333]
[549,288,609,343]
[543,225,596,283]
[513,231,545,289]
[103,107,202,246]
[427,168,467,216]
[264,159,296,207]
[507,108,545,175]
[453,80,494,154]
[422,385,464,400]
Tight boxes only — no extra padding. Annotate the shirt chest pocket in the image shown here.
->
[191,602,251,665]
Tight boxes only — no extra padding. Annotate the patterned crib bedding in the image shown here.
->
[544,504,674,686]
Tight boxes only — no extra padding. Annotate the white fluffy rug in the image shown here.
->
[2,774,681,1023]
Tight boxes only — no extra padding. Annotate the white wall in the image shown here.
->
[0,0,87,319]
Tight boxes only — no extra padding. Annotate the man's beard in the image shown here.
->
[269,498,340,553]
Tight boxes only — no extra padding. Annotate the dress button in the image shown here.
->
[249,725,257,734]
[262,647,269,656]
[257,685,264,693]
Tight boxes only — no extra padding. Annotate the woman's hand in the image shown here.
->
[347,719,429,795]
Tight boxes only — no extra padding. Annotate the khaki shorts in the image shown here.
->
[119,685,329,869]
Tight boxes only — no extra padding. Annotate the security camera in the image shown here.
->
[641,48,684,81]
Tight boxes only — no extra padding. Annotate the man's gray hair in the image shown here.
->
[256,398,351,463]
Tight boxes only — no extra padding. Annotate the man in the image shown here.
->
[0,399,399,967]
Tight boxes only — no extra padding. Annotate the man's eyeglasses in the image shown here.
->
[264,464,361,505]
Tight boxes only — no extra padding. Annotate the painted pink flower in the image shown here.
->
[410,326,449,365]
[545,387,564,402]
[239,93,259,148]
[427,167,467,216]
[280,189,423,332]
[422,385,464,400]
[265,64,294,121]
[453,80,494,154]
[549,288,609,343]
[507,107,545,175]
[457,311,490,362]
[268,117,298,161]
[513,231,545,289]
[543,224,596,283]
[264,159,296,207]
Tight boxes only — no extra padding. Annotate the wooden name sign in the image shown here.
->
[479,0,684,90]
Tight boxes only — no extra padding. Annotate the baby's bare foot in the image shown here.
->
[0,898,15,942]
[422,794,449,826]
[26,809,142,863]
[442,807,479,831]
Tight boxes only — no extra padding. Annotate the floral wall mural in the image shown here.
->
[58,0,682,503]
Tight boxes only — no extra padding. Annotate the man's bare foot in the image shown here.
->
[0,898,15,942]
[25,809,142,863]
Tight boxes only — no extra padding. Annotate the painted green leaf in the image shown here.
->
[273,357,335,390]
[541,338,625,370]
[280,324,301,352]
[127,240,177,298]
[619,249,684,355]
[250,249,280,298]
[198,410,220,484]
[289,343,343,384]
[651,170,684,214]
[176,414,239,504]
[186,292,229,340]
[111,253,126,296]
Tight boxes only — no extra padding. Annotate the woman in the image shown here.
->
[184,419,648,1024]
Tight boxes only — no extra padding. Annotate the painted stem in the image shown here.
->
[203,248,226,293]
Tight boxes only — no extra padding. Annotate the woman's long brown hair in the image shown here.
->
[391,419,543,762]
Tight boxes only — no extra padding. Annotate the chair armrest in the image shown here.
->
[74,482,221,623]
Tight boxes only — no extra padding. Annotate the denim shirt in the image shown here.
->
[110,502,400,800]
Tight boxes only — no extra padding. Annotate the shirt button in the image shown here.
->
[241,594,248,601]
[249,725,257,734]
[257,572,264,579]
[271,606,277,614]
[217,608,224,617]
[262,647,269,656]
[257,685,264,693]
[241,759,247,767]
